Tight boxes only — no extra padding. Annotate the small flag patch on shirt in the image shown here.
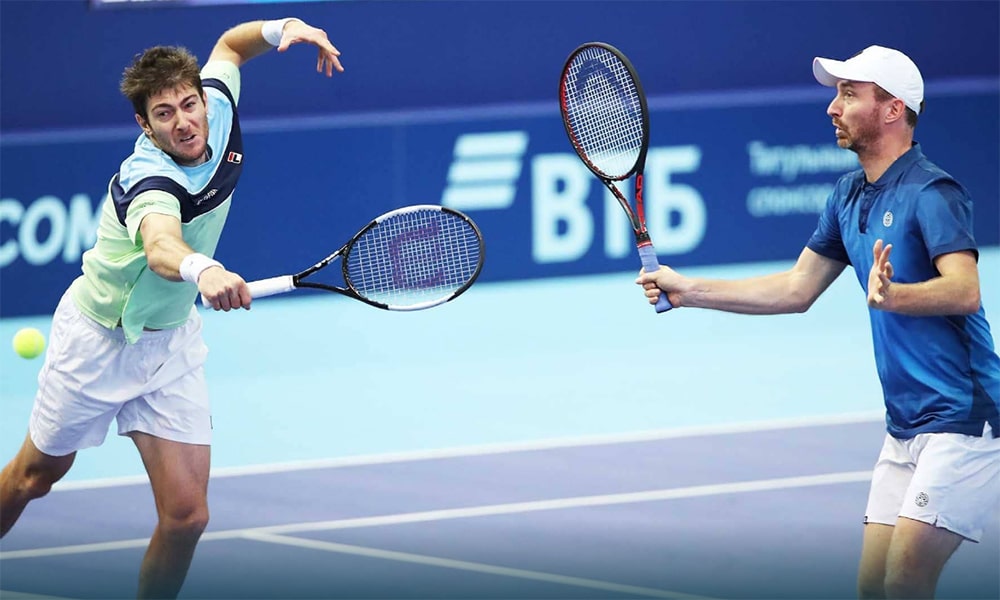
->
[227,151,243,164]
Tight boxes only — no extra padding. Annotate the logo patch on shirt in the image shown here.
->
[194,188,219,206]
[915,491,929,507]
[227,151,243,164]
[882,211,894,227]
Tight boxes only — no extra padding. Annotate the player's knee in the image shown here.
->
[883,568,933,599]
[12,467,62,500]
[158,502,209,541]
[857,576,885,599]
[884,577,921,599]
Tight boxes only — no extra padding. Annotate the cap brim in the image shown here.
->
[813,56,872,87]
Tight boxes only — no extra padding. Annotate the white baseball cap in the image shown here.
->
[813,45,924,114]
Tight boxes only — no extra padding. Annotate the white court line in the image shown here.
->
[1,470,871,560]
[50,411,883,491]
[243,531,716,600]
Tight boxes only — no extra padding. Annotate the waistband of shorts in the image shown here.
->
[116,321,164,332]
[67,296,177,342]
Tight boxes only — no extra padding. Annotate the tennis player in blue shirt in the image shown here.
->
[0,17,341,600]
[637,45,999,599]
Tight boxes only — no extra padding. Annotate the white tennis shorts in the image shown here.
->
[29,291,212,457]
[863,423,1000,542]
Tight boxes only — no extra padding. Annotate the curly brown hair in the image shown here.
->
[120,46,203,120]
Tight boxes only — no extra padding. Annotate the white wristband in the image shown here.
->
[180,253,223,284]
[262,18,296,46]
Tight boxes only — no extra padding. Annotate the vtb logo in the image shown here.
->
[441,132,528,211]
[441,130,707,263]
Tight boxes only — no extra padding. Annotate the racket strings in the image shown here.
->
[347,209,482,308]
[562,46,644,179]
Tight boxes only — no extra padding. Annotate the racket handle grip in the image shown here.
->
[638,244,673,313]
[247,276,296,298]
[199,275,295,308]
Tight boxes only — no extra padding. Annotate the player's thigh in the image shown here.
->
[884,516,962,585]
[116,318,212,447]
[857,522,894,597]
[29,293,132,456]
[131,432,210,518]
[116,373,212,446]
[864,434,914,527]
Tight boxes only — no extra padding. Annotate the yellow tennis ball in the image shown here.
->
[12,327,46,360]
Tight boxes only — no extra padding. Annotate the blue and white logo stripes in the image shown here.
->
[441,131,528,211]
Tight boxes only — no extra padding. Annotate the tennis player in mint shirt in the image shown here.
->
[637,45,999,599]
[0,17,342,600]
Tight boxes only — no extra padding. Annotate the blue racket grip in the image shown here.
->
[638,244,673,313]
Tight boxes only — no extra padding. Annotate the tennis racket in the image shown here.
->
[559,42,672,312]
[203,205,485,311]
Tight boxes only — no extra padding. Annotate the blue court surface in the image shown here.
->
[1,251,998,599]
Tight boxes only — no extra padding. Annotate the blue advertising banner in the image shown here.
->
[3,1,997,133]
[2,82,997,317]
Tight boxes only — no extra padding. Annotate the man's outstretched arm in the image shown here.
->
[208,18,343,75]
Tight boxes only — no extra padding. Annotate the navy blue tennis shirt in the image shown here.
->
[808,143,1000,439]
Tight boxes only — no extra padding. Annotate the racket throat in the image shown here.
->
[634,173,647,224]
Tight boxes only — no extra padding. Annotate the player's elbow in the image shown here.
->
[788,299,812,314]
[956,289,981,315]
[785,289,819,314]
[946,278,982,315]
[782,269,830,314]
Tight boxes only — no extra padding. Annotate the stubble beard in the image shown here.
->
[839,106,882,156]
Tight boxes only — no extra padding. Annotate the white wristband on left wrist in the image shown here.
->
[180,253,223,284]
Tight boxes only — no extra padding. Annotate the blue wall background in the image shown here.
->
[1,0,998,317]
[2,0,998,131]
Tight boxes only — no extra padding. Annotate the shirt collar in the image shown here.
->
[871,142,922,187]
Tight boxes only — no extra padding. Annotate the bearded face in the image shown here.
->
[827,81,886,156]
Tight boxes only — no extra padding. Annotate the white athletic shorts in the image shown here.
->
[29,291,212,457]
[863,422,1000,542]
